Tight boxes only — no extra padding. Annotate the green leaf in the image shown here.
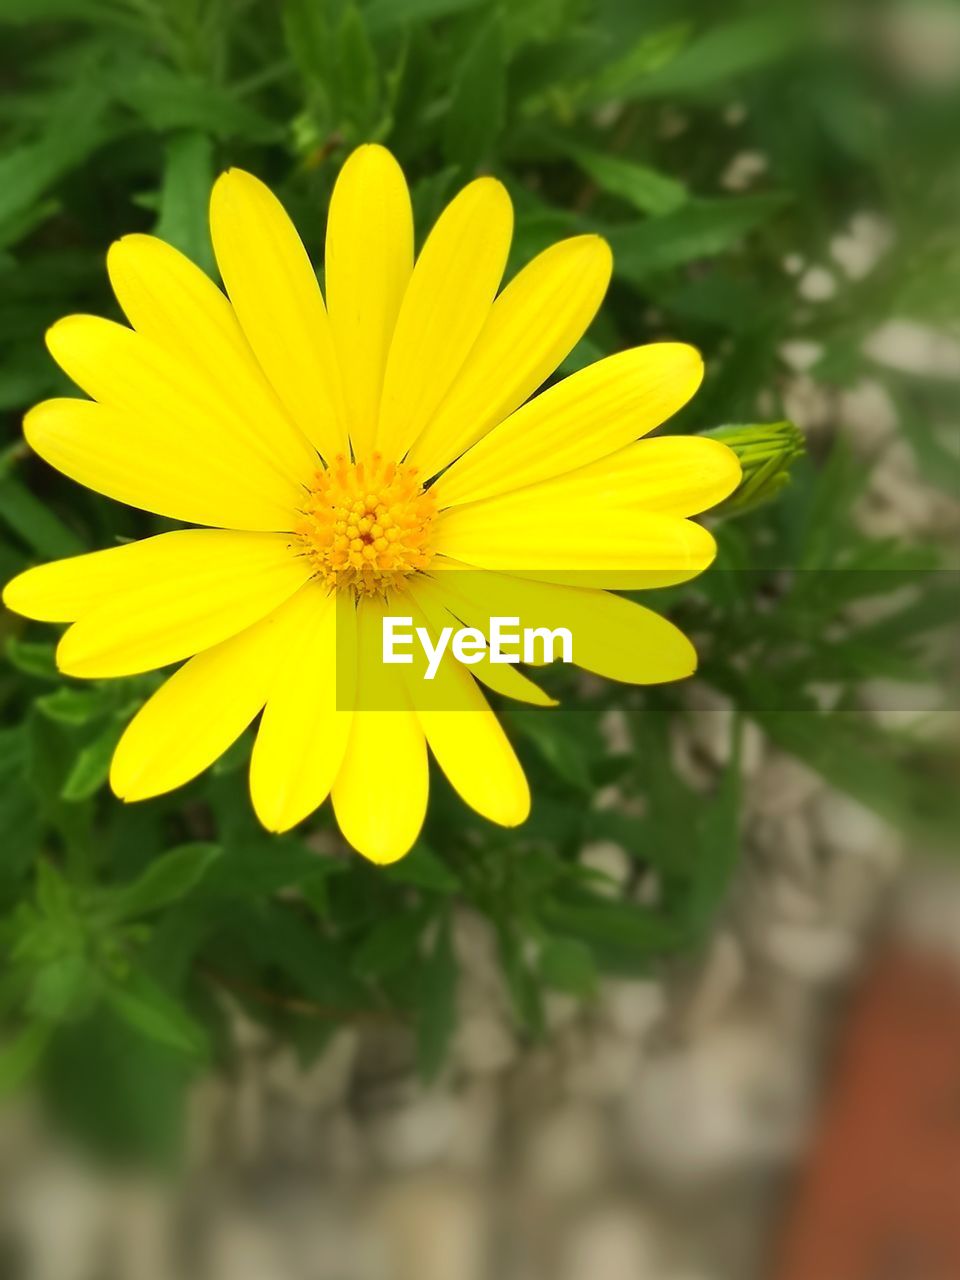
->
[0,475,85,557]
[354,910,427,980]
[0,1,117,19]
[0,727,40,880]
[417,916,457,1082]
[362,0,484,34]
[35,858,74,924]
[0,88,112,247]
[105,843,222,922]
[61,717,127,801]
[541,897,682,957]
[5,637,59,681]
[0,1022,52,1098]
[283,0,334,84]
[118,66,276,142]
[566,144,687,216]
[25,709,96,857]
[539,937,597,996]
[607,194,788,282]
[337,4,379,132]
[28,954,94,1021]
[619,12,804,100]
[199,838,341,901]
[153,131,216,275]
[104,971,208,1057]
[384,844,461,892]
[587,22,691,103]
[444,14,506,171]
[36,687,111,726]
[509,709,593,791]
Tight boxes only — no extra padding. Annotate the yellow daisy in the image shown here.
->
[2,145,740,864]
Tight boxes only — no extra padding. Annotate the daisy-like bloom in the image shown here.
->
[2,146,740,864]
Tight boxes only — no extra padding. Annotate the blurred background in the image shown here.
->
[0,0,958,1277]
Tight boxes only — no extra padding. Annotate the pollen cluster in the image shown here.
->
[294,453,437,596]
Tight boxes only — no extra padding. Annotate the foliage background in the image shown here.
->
[0,0,956,1165]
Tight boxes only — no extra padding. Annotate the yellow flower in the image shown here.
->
[2,145,740,864]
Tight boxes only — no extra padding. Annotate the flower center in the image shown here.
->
[294,453,437,596]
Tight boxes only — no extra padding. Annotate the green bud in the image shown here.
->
[704,421,806,515]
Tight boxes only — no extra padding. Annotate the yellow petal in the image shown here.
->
[45,315,313,524]
[55,531,311,678]
[24,398,296,532]
[434,489,717,589]
[407,575,555,706]
[107,232,316,477]
[110,588,305,802]
[332,596,428,864]
[432,563,698,684]
[407,235,612,478]
[433,342,704,507]
[325,145,414,461]
[209,168,348,460]
[375,177,513,462]
[493,433,741,517]
[4,532,240,623]
[400,599,530,827]
[250,585,355,833]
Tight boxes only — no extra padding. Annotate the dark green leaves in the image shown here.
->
[607,194,788,283]
[618,12,804,100]
[416,916,457,1081]
[103,971,208,1057]
[60,718,126,801]
[353,908,428,979]
[153,131,216,275]
[0,87,113,249]
[106,844,223,922]
[566,144,687,217]
[0,472,85,557]
[384,844,461,892]
[444,14,506,172]
[363,0,485,34]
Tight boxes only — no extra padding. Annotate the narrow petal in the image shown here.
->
[24,398,298,532]
[54,531,311,678]
[331,596,428,864]
[434,490,717,589]
[3,532,248,623]
[107,232,317,482]
[407,235,612,478]
[110,588,306,802]
[407,575,555,706]
[250,586,355,833]
[432,343,704,508]
[325,145,414,461]
[401,600,530,827]
[433,563,698,685]
[375,177,513,462]
[487,434,742,518]
[210,168,348,460]
[45,316,314,525]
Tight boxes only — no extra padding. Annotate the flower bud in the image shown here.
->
[704,421,805,515]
